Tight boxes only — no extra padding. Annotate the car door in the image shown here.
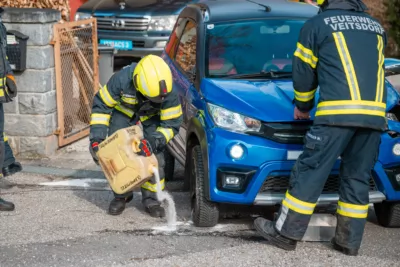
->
[173,18,199,133]
[165,17,190,125]
[163,17,198,160]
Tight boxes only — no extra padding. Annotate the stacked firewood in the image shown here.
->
[364,0,399,56]
[0,0,70,22]
[179,37,196,72]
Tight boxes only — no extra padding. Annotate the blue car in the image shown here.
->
[374,58,400,227]
[161,0,400,227]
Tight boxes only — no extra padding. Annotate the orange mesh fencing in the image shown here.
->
[53,18,100,147]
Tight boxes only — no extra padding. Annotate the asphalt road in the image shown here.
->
[0,167,399,267]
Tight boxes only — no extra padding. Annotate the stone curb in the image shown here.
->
[21,165,106,179]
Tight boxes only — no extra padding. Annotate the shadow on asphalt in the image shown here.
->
[71,188,151,216]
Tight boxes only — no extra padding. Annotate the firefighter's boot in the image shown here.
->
[331,238,359,256]
[141,181,166,218]
[0,198,14,211]
[3,162,22,177]
[254,217,297,251]
[145,204,165,218]
[142,189,165,218]
[108,195,133,216]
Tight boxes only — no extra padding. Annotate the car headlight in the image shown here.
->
[75,12,92,21]
[207,103,262,133]
[387,113,398,121]
[393,144,400,156]
[148,15,178,31]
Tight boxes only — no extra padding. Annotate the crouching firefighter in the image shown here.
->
[89,55,183,217]
[0,7,18,211]
[254,0,387,256]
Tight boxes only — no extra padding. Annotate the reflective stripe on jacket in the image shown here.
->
[292,9,388,131]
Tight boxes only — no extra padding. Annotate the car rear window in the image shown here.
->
[205,19,306,78]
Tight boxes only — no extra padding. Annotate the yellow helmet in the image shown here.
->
[133,55,173,103]
[317,0,325,5]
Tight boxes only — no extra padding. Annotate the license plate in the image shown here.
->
[99,39,132,50]
[287,151,341,160]
[287,151,303,160]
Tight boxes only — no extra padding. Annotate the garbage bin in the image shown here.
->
[6,30,29,72]
[98,44,116,86]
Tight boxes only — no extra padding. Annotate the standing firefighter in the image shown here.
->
[89,55,183,217]
[254,0,387,256]
[0,7,17,211]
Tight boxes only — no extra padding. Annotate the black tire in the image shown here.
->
[191,145,219,227]
[374,201,400,227]
[182,152,191,191]
[164,149,175,182]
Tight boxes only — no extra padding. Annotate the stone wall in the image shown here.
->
[2,8,61,157]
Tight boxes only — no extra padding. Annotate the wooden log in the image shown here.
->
[72,61,90,107]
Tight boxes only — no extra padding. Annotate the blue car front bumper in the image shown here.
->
[375,127,400,201]
[205,127,395,206]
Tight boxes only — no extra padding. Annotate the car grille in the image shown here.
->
[131,41,145,47]
[95,17,150,31]
[260,174,377,193]
[249,122,312,145]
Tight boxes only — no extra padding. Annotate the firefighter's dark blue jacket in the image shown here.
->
[89,63,183,152]
[0,8,13,101]
[292,1,388,131]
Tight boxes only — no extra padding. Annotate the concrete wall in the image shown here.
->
[2,8,61,157]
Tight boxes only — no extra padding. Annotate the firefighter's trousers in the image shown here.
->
[3,135,15,167]
[274,125,381,250]
[108,110,165,208]
[0,104,13,173]
[0,104,5,173]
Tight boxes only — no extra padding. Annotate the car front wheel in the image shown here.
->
[374,201,400,227]
[190,145,219,227]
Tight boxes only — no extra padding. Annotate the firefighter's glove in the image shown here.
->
[137,139,153,157]
[5,74,17,98]
[145,135,159,153]
[89,139,103,165]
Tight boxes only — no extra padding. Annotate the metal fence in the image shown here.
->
[53,18,100,147]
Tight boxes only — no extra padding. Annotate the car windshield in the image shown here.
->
[205,19,306,78]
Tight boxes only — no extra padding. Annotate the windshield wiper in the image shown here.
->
[226,70,292,79]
